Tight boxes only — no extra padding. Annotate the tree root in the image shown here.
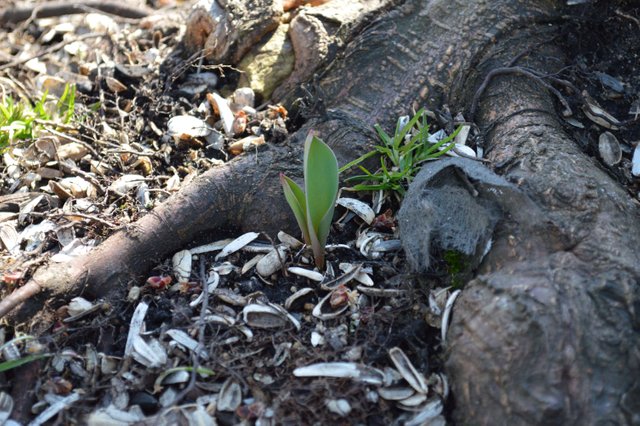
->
[0,143,303,325]
[447,28,640,424]
[0,1,151,27]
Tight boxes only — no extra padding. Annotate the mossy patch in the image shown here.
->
[443,250,471,289]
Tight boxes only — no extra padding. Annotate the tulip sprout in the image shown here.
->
[280,134,339,269]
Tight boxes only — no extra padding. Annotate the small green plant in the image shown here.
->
[0,335,49,373]
[280,134,339,269]
[339,108,461,196]
[0,84,77,151]
[0,353,49,373]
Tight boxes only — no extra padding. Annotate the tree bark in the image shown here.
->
[445,31,640,424]
[3,0,639,423]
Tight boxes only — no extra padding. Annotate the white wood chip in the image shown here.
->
[29,392,80,426]
[441,289,461,344]
[336,198,375,224]
[166,329,209,360]
[215,232,260,261]
[293,362,385,385]
[211,93,235,136]
[632,144,640,176]
[167,115,211,138]
[288,267,324,282]
[125,300,149,358]
[190,238,234,254]
[131,335,167,368]
[172,249,192,283]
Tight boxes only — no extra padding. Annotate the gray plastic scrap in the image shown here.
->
[398,157,537,273]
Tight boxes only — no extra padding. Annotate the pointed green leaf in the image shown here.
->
[0,354,48,373]
[338,150,377,173]
[419,125,462,159]
[303,135,338,269]
[280,173,311,244]
[374,124,393,147]
[395,108,424,144]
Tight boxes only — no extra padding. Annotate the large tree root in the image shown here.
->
[445,33,640,423]
[0,143,302,320]
[2,0,639,422]
[0,1,151,27]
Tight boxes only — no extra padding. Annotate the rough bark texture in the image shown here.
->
[0,1,151,27]
[446,36,640,424]
[184,0,283,64]
[272,0,392,101]
[4,0,640,423]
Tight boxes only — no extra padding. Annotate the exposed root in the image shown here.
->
[0,1,151,27]
[0,281,42,318]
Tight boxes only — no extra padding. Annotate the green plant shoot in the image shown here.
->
[280,134,339,269]
[339,108,461,196]
[0,84,77,152]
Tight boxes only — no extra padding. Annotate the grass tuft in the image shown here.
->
[0,84,77,152]
[339,108,461,196]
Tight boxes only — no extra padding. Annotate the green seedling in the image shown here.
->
[0,84,77,151]
[339,108,461,196]
[0,354,49,373]
[280,134,339,269]
[0,335,49,372]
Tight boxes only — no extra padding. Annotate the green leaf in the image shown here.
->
[344,172,384,183]
[357,165,374,176]
[398,108,424,141]
[0,354,48,373]
[58,84,77,123]
[280,173,311,244]
[338,150,377,173]
[0,102,9,119]
[418,125,462,160]
[374,124,393,148]
[352,183,392,191]
[32,91,49,120]
[303,135,338,269]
